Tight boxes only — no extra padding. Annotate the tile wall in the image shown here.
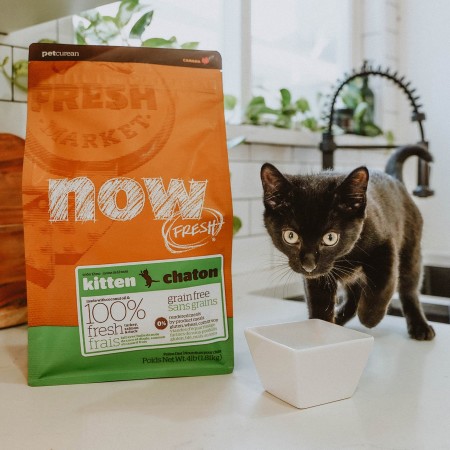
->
[0,17,73,137]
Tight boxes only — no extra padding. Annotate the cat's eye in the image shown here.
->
[322,232,339,246]
[283,230,300,245]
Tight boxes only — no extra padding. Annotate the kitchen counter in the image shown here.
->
[1,272,450,450]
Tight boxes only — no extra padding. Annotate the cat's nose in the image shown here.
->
[302,263,316,273]
[301,253,317,273]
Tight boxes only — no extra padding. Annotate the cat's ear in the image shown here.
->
[336,166,369,213]
[261,163,291,210]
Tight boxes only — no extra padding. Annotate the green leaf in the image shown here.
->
[362,122,383,137]
[75,30,87,45]
[2,58,29,92]
[244,96,282,124]
[282,105,297,116]
[295,97,310,113]
[116,0,140,27]
[94,17,121,44]
[38,38,58,43]
[247,96,266,106]
[340,82,362,109]
[79,27,104,45]
[353,101,368,121]
[141,36,177,48]
[385,130,395,146]
[0,56,12,86]
[274,114,292,129]
[181,41,200,50]
[233,216,242,235]
[13,60,28,77]
[244,96,267,124]
[80,10,101,25]
[301,117,319,131]
[130,11,154,40]
[280,88,291,108]
[224,94,237,111]
[245,108,265,124]
[245,106,265,124]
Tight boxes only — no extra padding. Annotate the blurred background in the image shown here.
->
[0,0,448,280]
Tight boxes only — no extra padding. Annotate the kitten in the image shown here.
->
[260,147,435,340]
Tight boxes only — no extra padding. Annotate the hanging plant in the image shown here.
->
[0,57,28,92]
[75,0,199,49]
[0,39,57,93]
[1,1,199,93]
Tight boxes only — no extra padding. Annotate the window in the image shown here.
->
[74,0,354,121]
[130,0,224,51]
[251,0,354,116]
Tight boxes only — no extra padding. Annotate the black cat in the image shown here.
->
[260,147,435,340]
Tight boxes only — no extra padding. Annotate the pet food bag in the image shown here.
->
[23,43,234,386]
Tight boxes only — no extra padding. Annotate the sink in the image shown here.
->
[252,265,450,324]
[421,265,450,298]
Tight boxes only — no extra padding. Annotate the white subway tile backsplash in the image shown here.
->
[334,150,363,168]
[270,161,301,176]
[12,47,28,102]
[0,101,27,137]
[228,143,250,161]
[250,143,293,163]
[229,161,265,199]
[0,45,12,101]
[292,146,321,165]
[250,199,265,235]
[232,235,274,275]
[232,200,251,237]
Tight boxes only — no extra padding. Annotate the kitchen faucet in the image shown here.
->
[319,60,433,197]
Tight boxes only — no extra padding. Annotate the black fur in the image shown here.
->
[261,150,435,340]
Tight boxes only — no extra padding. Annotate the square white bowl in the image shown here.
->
[245,319,374,409]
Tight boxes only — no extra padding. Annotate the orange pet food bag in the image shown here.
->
[23,43,234,386]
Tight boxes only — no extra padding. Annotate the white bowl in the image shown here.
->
[245,319,374,409]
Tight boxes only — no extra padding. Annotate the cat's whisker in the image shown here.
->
[322,271,338,292]
[281,269,299,298]
[259,250,290,274]
[352,243,371,257]
[268,262,294,285]
[332,264,372,300]
[331,265,353,279]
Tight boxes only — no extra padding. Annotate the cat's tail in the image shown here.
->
[385,145,433,182]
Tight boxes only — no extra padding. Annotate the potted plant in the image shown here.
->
[244,88,320,132]
[334,76,383,137]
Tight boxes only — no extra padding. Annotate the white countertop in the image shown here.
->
[1,272,450,450]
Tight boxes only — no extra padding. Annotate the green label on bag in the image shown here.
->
[76,255,227,356]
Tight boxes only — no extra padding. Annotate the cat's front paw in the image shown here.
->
[408,322,436,341]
